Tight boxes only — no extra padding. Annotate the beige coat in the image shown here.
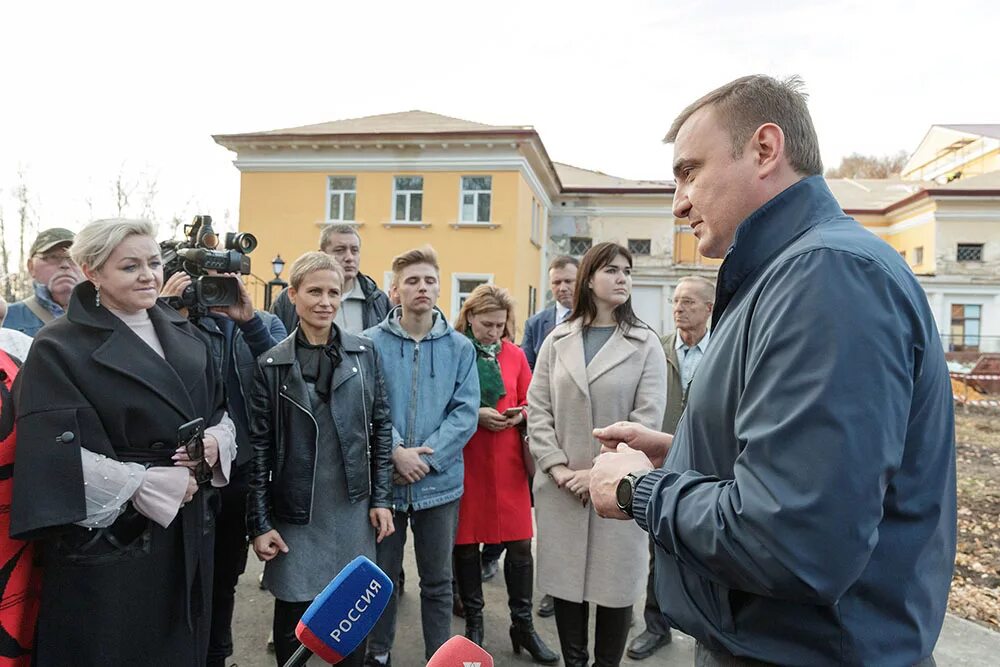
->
[527,319,667,607]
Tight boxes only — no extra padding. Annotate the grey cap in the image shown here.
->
[29,227,76,256]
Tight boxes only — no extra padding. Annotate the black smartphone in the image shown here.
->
[177,417,205,460]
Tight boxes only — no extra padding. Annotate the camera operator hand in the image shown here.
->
[209,273,255,324]
[161,272,192,298]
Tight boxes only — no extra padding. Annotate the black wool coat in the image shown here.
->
[11,281,225,666]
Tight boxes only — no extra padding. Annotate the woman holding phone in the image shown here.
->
[10,218,233,666]
[451,285,557,663]
[527,242,667,667]
[247,251,394,667]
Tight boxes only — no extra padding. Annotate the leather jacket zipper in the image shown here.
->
[279,390,320,518]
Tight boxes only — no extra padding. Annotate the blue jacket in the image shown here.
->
[632,176,956,665]
[364,307,479,510]
[520,305,557,370]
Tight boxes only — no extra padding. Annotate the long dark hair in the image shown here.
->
[567,242,645,333]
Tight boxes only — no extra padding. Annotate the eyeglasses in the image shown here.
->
[34,252,76,265]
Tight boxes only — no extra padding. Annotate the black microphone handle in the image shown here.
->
[283,643,314,667]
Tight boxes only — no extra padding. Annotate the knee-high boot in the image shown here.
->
[505,559,559,664]
[553,597,589,667]
[453,548,485,647]
[594,604,633,667]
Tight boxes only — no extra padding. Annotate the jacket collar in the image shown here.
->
[68,281,203,419]
[712,175,843,329]
[551,319,654,395]
[265,324,366,366]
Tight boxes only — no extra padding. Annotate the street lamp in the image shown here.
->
[264,254,288,311]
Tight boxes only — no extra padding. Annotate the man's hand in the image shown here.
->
[253,529,289,561]
[209,273,255,324]
[369,508,395,544]
[591,443,654,520]
[478,408,508,432]
[564,468,592,505]
[161,272,192,299]
[392,446,433,484]
[593,421,673,468]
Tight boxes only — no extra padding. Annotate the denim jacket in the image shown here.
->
[364,307,479,511]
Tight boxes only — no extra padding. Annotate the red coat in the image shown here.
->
[455,341,534,545]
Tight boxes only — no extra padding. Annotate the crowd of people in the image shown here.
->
[0,74,956,667]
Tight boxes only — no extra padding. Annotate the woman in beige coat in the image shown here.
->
[528,242,667,667]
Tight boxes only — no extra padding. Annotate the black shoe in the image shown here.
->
[364,652,391,667]
[626,630,672,660]
[481,558,499,582]
[537,594,555,618]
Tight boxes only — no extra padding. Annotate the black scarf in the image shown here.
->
[295,327,342,402]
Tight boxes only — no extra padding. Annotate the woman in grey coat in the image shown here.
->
[528,242,667,667]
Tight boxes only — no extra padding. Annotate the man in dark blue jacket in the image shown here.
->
[591,75,955,666]
[160,262,287,667]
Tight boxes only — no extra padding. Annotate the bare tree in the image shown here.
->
[9,168,37,300]
[140,172,160,223]
[112,163,138,217]
[0,196,11,302]
[825,151,909,179]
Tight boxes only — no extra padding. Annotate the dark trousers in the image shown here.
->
[553,597,632,667]
[273,598,367,667]
[369,500,461,660]
[641,537,671,636]
[207,466,251,667]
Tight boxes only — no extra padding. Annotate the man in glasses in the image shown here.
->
[3,228,82,337]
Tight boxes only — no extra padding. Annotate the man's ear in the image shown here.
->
[751,122,786,178]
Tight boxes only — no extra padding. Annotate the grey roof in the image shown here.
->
[553,162,673,191]
[222,111,532,138]
[937,124,1000,140]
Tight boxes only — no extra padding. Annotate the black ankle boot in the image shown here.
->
[505,559,559,664]
[453,548,485,647]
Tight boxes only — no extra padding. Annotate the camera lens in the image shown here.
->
[227,232,258,254]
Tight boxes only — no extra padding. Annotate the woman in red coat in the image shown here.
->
[453,285,557,664]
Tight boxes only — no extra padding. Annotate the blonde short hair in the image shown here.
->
[289,251,345,290]
[71,218,157,272]
[391,245,439,286]
[455,284,517,342]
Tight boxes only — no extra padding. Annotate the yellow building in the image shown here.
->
[215,115,1000,350]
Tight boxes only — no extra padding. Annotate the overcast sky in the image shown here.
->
[1,0,997,258]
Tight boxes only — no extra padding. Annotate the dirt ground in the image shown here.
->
[951,408,1000,631]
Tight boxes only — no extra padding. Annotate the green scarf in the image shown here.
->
[466,328,506,408]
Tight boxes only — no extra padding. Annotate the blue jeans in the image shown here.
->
[368,500,460,660]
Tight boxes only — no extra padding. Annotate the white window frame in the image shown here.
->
[326,176,357,222]
[459,176,492,223]
[383,271,394,294]
[531,199,541,246]
[451,272,494,321]
[393,176,424,223]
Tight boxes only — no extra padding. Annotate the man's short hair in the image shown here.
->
[664,74,823,177]
[391,245,440,285]
[676,276,716,303]
[319,224,360,253]
[548,255,580,272]
[289,251,345,290]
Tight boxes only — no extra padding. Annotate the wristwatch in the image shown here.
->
[616,472,644,519]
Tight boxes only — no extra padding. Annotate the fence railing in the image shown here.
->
[950,371,1000,408]
[940,335,1000,354]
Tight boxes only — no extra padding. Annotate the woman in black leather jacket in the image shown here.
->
[246,251,394,667]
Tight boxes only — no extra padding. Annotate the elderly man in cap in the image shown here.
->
[3,228,81,337]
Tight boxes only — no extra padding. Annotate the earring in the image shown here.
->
[95,285,101,308]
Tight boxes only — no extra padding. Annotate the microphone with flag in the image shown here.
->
[283,555,393,667]
[426,635,494,667]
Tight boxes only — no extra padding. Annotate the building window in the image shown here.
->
[451,273,493,320]
[393,176,423,223]
[913,246,924,265]
[461,176,492,223]
[957,243,984,262]
[628,239,652,256]
[327,176,356,221]
[950,304,981,351]
[569,236,593,256]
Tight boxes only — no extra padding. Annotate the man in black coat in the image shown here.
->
[270,225,390,334]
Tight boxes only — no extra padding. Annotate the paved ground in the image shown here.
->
[231,543,1000,667]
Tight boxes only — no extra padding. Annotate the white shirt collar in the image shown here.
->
[555,302,571,323]
[675,328,710,351]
